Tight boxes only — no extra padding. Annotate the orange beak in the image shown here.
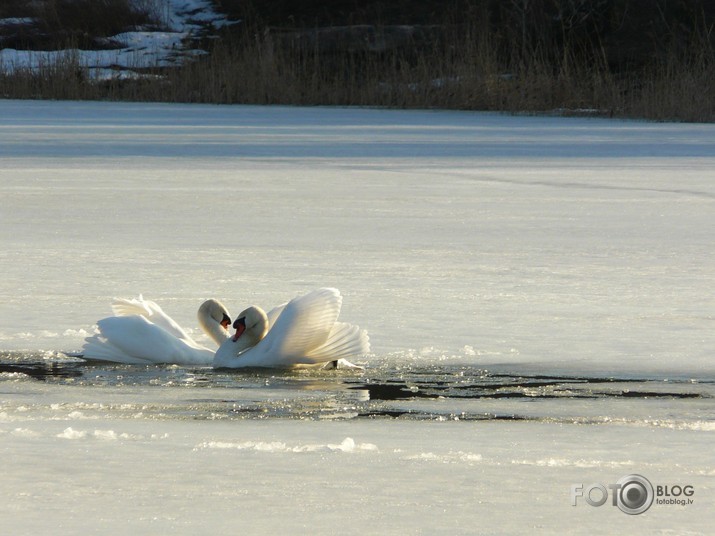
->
[232,317,246,342]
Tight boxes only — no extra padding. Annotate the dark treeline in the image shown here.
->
[227,0,715,70]
[1,0,715,121]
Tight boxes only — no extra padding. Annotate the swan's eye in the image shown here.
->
[233,317,246,329]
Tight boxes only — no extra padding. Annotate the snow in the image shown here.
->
[0,0,235,78]
[0,99,714,534]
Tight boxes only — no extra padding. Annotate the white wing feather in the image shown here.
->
[111,295,191,341]
[259,288,342,363]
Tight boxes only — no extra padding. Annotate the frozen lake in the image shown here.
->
[0,100,713,534]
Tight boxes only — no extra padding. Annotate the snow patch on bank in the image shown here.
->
[0,0,237,78]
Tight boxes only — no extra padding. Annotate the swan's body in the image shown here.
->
[82,296,231,366]
[214,288,370,369]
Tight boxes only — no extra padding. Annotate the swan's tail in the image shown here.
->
[305,322,370,364]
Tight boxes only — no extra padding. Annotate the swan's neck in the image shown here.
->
[245,306,269,342]
[198,310,230,346]
[233,306,268,353]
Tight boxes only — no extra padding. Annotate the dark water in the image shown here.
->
[1,351,713,424]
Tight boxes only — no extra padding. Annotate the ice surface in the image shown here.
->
[1,402,713,534]
[0,100,713,534]
[1,99,713,377]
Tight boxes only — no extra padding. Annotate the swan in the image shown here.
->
[213,288,370,369]
[82,296,231,366]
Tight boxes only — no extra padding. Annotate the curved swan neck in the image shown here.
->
[232,306,268,352]
[197,299,231,346]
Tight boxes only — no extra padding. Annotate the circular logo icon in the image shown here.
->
[616,474,654,515]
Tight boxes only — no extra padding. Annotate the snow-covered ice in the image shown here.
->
[1,100,713,377]
[0,99,713,534]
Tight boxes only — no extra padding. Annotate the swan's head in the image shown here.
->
[198,299,232,333]
[232,306,268,343]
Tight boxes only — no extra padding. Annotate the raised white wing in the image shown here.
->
[306,321,370,362]
[111,295,191,341]
[257,288,342,364]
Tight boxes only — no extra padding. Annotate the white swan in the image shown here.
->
[82,296,231,366]
[213,288,370,369]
